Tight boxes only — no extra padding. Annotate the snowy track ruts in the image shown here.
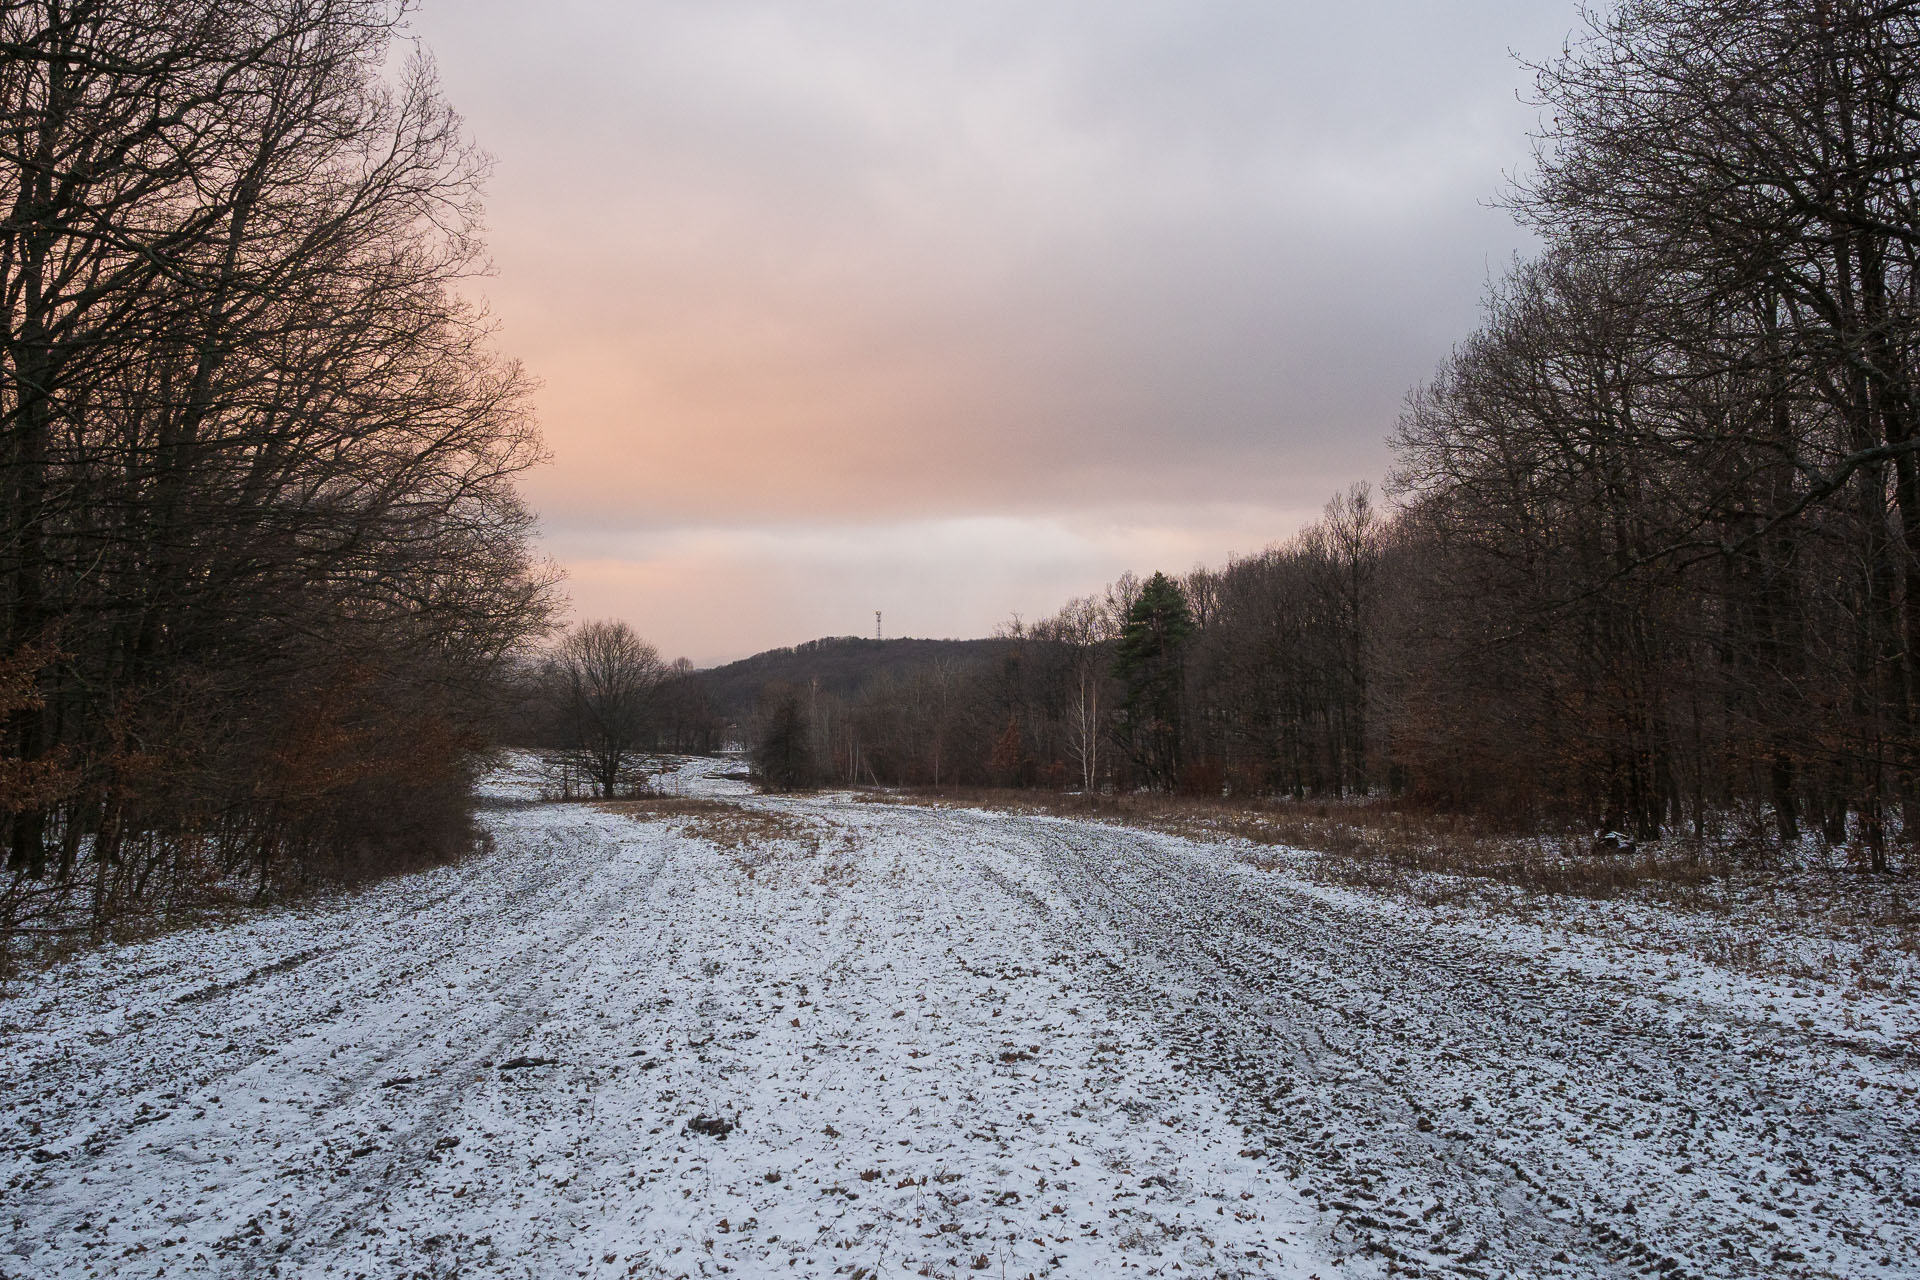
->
[3,766,1914,1279]
[876,804,1916,1280]
[1,768,1326,1279]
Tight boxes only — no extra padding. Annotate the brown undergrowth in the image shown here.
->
[3,823,491,986]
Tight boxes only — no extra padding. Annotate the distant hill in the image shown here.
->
[700,636,1006,721]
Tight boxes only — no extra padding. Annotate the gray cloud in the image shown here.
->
[410,0,1580,659]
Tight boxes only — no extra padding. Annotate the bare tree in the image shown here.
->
[1050,596,1113,793]
[547,621,666,799]
[1509,0,1920,862]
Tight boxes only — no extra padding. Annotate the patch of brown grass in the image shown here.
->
[595,797,816,852]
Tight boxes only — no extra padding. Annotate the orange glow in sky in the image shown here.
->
[411,1,1572,663]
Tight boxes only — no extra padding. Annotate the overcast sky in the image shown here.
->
[410,1,1581,665]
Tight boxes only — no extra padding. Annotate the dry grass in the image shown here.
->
[879,787,1772,890]
[864,786,1683,892]
[594,797,816,852]
[595,796,871,891]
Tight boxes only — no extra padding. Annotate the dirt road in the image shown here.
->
[3,764,1912,1278]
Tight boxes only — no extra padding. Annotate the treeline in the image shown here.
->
[743,504,1384,806]
[1394,0,1920,872]
[0,1,554,946]
[753,0,1920,870]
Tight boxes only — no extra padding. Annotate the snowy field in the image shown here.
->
[2,759,1916,1279]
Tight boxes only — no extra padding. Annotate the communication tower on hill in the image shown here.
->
[875,611,882,641]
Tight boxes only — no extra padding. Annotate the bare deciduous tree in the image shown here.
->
[547,621,666,799]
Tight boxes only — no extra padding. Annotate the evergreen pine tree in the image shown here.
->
[1112,572,1193,790]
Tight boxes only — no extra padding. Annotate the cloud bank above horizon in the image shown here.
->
[412,1,1577,664]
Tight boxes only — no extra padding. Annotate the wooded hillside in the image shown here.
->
[702,638,1006,723]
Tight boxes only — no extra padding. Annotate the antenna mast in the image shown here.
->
[875,611,882,641]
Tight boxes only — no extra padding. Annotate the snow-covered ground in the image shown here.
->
[2,758,1915,1278]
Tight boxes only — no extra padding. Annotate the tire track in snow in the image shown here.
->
[864,802,1914,1280]
[224,816,677,1275]
[3,808,668,1271]
[9,772,1911,1279]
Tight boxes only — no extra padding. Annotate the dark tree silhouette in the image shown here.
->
[1113,573,1193,791]
[751,682,816,792]
[547,621,667,799]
